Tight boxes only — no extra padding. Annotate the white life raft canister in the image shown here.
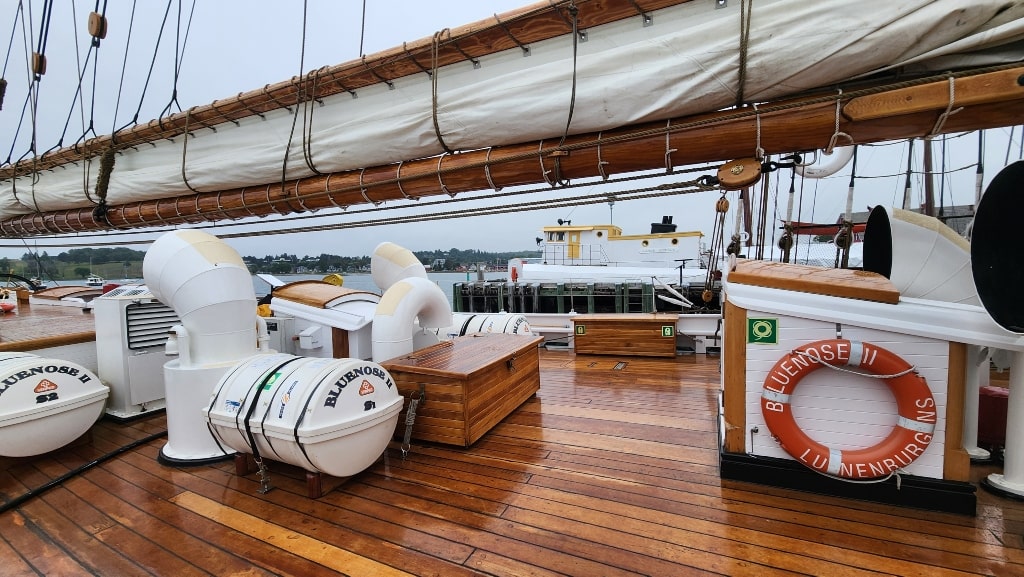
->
[205,353,402,478]
[0,352,109,457]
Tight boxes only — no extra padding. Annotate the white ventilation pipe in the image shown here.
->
[795,146,854,179]
[971,161,1024,497]
[372,277,453,362]
[143,230,258,367]
[863,206,978,305]
[371,242,427,292]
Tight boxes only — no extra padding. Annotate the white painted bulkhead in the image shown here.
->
[536,223,703,268]
[742,312,949,479]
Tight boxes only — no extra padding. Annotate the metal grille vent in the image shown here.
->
[125,301,180,350]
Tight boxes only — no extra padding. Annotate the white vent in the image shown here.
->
[125,301,179,350]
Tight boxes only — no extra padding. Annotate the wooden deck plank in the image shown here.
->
[3,349,1024,576]
[0,509,95,577]
[4,486,149,576]
[0,530,39,577]
[369,456,877,576]
[172,491,418,576]
[52,459,284,577]
[339,477,655,577]
[120,446,487,577]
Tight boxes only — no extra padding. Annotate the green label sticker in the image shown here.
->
[575,325,586,335]
[747,318,778,344]
[263,372,281,390]
[661,325,675,337]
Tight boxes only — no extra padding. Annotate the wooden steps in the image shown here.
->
[1,350,1023,575]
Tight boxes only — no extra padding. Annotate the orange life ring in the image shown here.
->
[761,339,936,479]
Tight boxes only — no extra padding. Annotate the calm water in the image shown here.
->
[253,272,507,304]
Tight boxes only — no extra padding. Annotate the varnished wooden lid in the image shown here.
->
[31,286,102,299]
[272,280,378,308]
[381,333,543,376]
[727,260,899,304]
[573,313,678,322]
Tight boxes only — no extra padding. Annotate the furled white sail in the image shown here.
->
[1,0,1022,221]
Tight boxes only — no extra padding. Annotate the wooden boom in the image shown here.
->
[1,66,1022,237]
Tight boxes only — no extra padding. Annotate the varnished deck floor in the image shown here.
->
[2,350,1023,576]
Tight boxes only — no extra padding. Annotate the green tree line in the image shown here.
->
[4,247,535,280]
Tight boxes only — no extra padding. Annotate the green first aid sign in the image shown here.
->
[747,318,778,344]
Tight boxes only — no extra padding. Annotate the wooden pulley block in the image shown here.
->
[31,52,46,76]
[88,12,108,39]
[716,158,762,190]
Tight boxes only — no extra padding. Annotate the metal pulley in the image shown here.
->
[716,158,762,190]
[777,231,793,251]
[833,226,852,249]
[726,234,741,256]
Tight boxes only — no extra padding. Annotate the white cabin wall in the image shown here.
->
[742,311,949,480]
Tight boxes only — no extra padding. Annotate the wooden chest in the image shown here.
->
[572,313,678,357]
[381,333,543,447]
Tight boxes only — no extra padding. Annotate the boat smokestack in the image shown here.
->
[651,216,676,234]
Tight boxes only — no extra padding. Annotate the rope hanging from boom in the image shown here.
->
[703,194,729,304]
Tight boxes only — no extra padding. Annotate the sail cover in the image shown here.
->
[1,0,1022,222]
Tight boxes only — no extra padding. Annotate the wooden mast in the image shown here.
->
[1,66,1022,237]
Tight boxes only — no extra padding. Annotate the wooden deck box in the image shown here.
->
[381,333,543,447]
[572,313,678,357]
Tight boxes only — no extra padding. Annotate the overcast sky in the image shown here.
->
[1,1,1020,261]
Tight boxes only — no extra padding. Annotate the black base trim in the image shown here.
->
[721,452,976,516]
[157,447,235,467]
[103,407,166,424]
[980,476,1024,502]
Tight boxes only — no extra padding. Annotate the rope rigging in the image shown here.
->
[281,0,310,192]
[0,1,25,111]
[833,146,857,269]
[109,0,137,135]
[0,166,719,248]
[551,2,579,186]
[158,0,195,120]
[118,0,173,133]
[703,194,729,304]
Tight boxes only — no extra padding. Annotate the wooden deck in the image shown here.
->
[2,349,1023,576]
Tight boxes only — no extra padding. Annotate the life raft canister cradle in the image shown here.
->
[760,339,936,480]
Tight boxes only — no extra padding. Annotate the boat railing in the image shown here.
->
[540,244,609,266]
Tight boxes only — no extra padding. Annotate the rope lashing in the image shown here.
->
[431,29,455,155]
[92,145,117,225]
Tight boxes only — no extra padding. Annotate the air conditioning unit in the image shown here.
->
[264,316,296,354]
[94,285,180,420]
